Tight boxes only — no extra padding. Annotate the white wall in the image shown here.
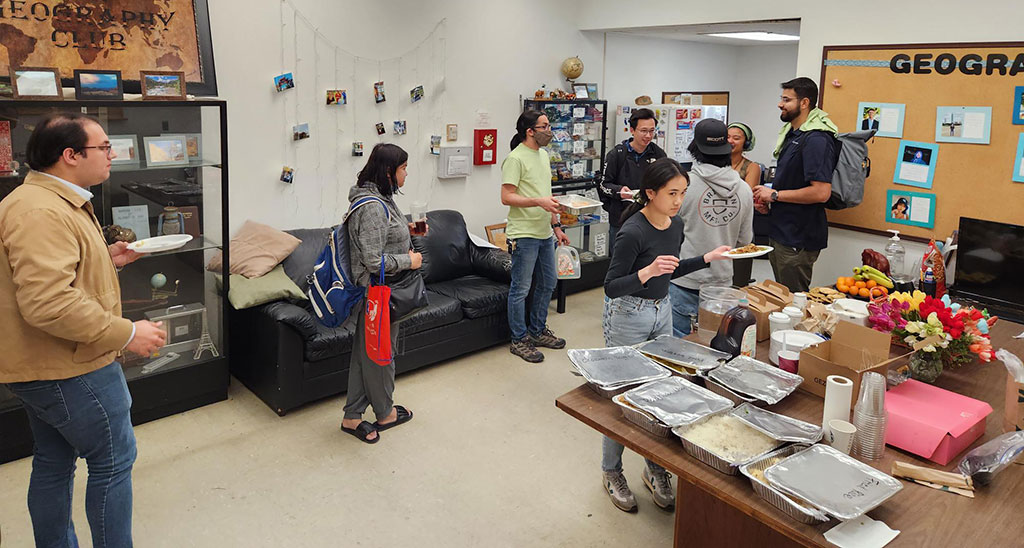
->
[209,0,602,236]
[730,44,799,166]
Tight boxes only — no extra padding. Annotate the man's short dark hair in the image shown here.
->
[686,140,730,168]
[629,108,657,129]
[780,77,819,109]
[25,113,98,171]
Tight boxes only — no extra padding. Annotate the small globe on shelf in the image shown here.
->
[561,56,584,81]
[150,273,167,289]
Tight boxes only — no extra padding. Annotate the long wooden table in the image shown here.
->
[556,321,1024,547]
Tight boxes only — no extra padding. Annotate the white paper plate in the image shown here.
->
[769,330,825,364]
[724,245,773,259]
[127,234,193,253]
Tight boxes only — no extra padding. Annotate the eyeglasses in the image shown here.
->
[79,144,114,157]
[635,129,656,135]
[532,124,550,130]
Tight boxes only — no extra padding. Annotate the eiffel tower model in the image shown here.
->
[193,308,219,360]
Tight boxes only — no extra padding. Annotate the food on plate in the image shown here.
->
[808,286,841,304]
[681,414,778,463]
[727,244,766,255]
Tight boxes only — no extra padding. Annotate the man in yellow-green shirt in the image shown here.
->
[501,109,571,363]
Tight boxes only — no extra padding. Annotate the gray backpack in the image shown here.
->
[825,129,876,210]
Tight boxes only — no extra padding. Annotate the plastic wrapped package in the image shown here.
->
[957,431,1024,486]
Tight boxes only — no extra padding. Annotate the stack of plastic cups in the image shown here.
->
[852,372,887,460]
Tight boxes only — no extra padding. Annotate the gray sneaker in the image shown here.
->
[603,471,638,513]
[530,328,566,349]
[642,466,675,510]
[510,338,544,363]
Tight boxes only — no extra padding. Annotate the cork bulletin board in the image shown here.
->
[819,42,1024,241]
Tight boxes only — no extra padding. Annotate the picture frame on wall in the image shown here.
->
[1013,86,1024,125]
[856,102,905,138]
[1013,134,1024,183]
[10,67,62,99]
[143,135,190,167]
[586,83,598,100]
[108,135,140,165]
[935,106,991,144]
[74,69,123,100]
[893,140,939,189]
[140,70,187,100]
[886,189,936,229]
[572,83,589,99]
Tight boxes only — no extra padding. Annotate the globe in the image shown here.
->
[151,273,167,289]
[561,56,584,80]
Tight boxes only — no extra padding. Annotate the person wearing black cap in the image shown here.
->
[669,119,753,336]
[598,108,667,256]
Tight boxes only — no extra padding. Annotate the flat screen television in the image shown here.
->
[953,217,1024,313]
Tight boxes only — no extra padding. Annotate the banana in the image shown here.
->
[864,271,894,289]
[860,265,888,279]
[853,267,863,275]
[854,274,866,282]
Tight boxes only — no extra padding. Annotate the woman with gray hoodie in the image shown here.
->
[340,143,421,443]
[669,119,754,337]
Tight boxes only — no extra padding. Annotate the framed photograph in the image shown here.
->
[572,83,589,99]
[1013,86,1024,125]
[163,133,201,159]
[484,222,508,251]
[74,69,123,100]
[856,102,905,138]
[10,67,62,99]
[140,70,186,100]
[446,123,458,141]
[143,135,189,167]
[586,83,598,100]
[108,135,140,165]
[886,189,936,229]
[1013,133,1024,183]
[935,106,991,144]
[274,72,294,92]
[894,140,939,189]
[326,89,347,105]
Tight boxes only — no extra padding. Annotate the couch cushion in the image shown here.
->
[413,210,474,284]
[402,291,464,335]
[428,275,509,319]
[222,265,307,309]
[208,221,302,278]
[281,227,333,290]
[305,311,356,362]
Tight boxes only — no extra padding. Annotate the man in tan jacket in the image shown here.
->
[0,113,166,547]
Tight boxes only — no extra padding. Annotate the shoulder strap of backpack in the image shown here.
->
[343,196,390,224]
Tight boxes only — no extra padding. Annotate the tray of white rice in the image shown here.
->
[705,355,803,405]
[623,377,733,428]
[672,412,785,475]
[635,336,730,373]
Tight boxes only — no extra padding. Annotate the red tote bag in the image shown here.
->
[364,258,392,365]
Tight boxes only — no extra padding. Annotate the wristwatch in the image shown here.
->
[551,222,563,229]
[770,190,779,203]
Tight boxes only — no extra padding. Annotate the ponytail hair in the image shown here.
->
[510,109,544,150]
[619,157,688,225]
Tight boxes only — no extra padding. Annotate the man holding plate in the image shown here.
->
[0,113,166,546]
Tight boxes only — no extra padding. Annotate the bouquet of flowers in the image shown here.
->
[867,291,995,382]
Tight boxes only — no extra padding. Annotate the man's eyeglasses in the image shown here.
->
[79,145,113,157]
[532,125,550,131]
[635,129,656,135]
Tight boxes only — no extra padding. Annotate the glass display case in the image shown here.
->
[0,99,229,463]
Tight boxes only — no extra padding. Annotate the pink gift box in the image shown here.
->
[884,379,993,466]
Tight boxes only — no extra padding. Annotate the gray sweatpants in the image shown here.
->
[343,301,399,421]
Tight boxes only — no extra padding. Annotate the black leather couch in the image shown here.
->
[230,210,512,415]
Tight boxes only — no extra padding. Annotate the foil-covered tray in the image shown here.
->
[635,336,730,372]
[706,355,803,405]
[672,411,785,474]
[623,377,733,428]
[764,444,904,521]
[731,403,823,444]
[739,445,829,524]
[568,347,670,388]
[612,394,672,438]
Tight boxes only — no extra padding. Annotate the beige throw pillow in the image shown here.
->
[206,221,301,278]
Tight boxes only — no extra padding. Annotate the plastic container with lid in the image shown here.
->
[697,286,747,340]
[884,230,909,282]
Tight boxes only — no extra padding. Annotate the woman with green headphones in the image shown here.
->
[727,122,762,286]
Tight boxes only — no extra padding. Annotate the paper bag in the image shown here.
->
[797,302,839,336]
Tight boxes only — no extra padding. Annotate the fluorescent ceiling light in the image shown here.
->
[703,31,799,42]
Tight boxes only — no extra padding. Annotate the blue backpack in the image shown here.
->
[308,196,389,327]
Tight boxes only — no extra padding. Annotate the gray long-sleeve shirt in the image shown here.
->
[346,184,413,287]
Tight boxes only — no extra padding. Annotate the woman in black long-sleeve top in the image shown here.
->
[598,157,731,513]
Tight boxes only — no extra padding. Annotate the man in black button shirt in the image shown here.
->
[752,77,839,292]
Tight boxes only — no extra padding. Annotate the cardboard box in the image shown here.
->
[797,321,901,402]
[739,289,779,342]
[746,279,793,309]
[1006,371,1024,433]
[885,379,993,466]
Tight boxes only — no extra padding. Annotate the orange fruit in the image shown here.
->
[859,288,871,298]
[848,286,860,296]
[855,281,867,289]
[845,277,856,286]
[836,283,849,293]
[866,280,877,288]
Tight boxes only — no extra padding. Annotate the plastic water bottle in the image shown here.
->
[921,267,937,297]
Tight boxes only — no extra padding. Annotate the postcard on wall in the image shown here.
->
[894,140,938,189]
[935,106,991,144]
[857,102,905,138]
[1013,134,1024,183]
[886,189,935,229]
[430,135,441,155]
[112,205,151,240]
[1014,87,1024,125]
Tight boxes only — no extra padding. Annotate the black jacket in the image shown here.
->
[598,139,667,227]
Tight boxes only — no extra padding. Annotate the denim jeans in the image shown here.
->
[668,284,700,338]
[6,362,137,548]
[600,295,669,475]
[507,236,557,341]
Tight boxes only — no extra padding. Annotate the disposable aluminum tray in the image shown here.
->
[623,377,733,428]
[764,444,904,521]
[568,347,670,389]
[635,336,730,372]
[707,355,803,405]
[671,412,785,475]
[740,445,829,524]
[731,403,823,444]
[612,394,672,438]
[586,381,631,400]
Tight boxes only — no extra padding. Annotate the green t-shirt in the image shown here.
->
[502,144,554,240]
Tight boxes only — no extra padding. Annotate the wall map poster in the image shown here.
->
[0,0,217,95]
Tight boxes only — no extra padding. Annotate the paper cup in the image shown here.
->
[777,350,800,374]
[827,419,857,455]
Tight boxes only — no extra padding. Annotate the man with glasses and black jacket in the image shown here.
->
[598,108,666,257]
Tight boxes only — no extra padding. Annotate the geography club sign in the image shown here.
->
[0,1,178,50]
[889,51,1024,75]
